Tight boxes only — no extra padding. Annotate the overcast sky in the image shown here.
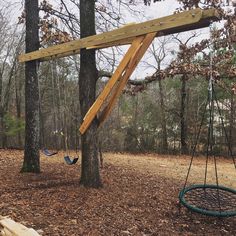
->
[1,0,180,22]
[1,0,213,78]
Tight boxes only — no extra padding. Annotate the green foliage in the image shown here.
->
[165,77,181,90]
[119,95,132,117]
[232,46,236,63]
[3,113,25,137]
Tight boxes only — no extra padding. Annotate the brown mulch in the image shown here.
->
[0,149,235,236]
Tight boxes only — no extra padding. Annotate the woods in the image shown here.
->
[0,1,235,174]
[0,0,235,234]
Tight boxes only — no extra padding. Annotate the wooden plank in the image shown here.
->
[0,218,40,236]
[19,8,219,62]
[98,32,156,126]
[79,36,144,134]
[82,36,144,122]
[42,38,134,61]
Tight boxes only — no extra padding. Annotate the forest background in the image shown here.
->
[0,0,235,156]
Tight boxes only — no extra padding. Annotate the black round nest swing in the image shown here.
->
[179,80,236,217]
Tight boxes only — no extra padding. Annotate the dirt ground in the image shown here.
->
[0,149,235,236]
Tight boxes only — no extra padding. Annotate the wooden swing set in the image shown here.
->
[19,8,219,135]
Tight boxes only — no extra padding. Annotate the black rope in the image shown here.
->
[179,21,236,216]
[213,86,236,170]
[210,87,222,213]
[180,83,236,216]
[51,61,59,151]
[182,96,208,189]
[204,83,214,186]
[213,153,222,212]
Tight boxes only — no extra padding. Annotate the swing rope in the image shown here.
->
[179,85,236,216]
[62,71,78,165]
[213,86,236,169]
[41,62,58,157]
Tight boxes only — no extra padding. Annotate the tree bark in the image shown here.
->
[158,78,168,153]
[180,75,188,154]
[21,0,40,173]
[79,0,102,188]
[229,89,235,154]
[0,69,3,148]
[15,68,23,148]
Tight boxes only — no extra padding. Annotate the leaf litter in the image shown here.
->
[0,150,235,235]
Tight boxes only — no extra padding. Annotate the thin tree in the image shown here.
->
[173,34,197,154]
[148,39,170,153]
[79,0,102,188]
[21,0,40,173]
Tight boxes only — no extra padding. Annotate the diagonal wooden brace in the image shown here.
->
[98,32,156,126]
[79,36,144,134]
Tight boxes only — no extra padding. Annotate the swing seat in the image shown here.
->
[179,184,236,217]
[64,156,79,165]
[42,148,58,157]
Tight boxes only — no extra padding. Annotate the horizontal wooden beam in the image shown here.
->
[19,8,219,63]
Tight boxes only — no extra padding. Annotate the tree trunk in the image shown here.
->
[158,78,168,153]
[79,0,102,188]
[0,112,7,148]
[15,72,23,148]
[229,90,235,154]
[39,95,44,149]
[21,0,40,173]
[180,75,188,154]
[0,70,3,148]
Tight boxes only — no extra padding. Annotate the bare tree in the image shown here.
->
[79,0,102,188]
[21,0,40,173]
[0,7,24,148]
[147,38,172,153]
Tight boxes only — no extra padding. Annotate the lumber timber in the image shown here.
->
[98,32,156,127]
[0,217,40,236]
[19,8,219,62]
[79,36,144,134]
[80,33,155,134]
